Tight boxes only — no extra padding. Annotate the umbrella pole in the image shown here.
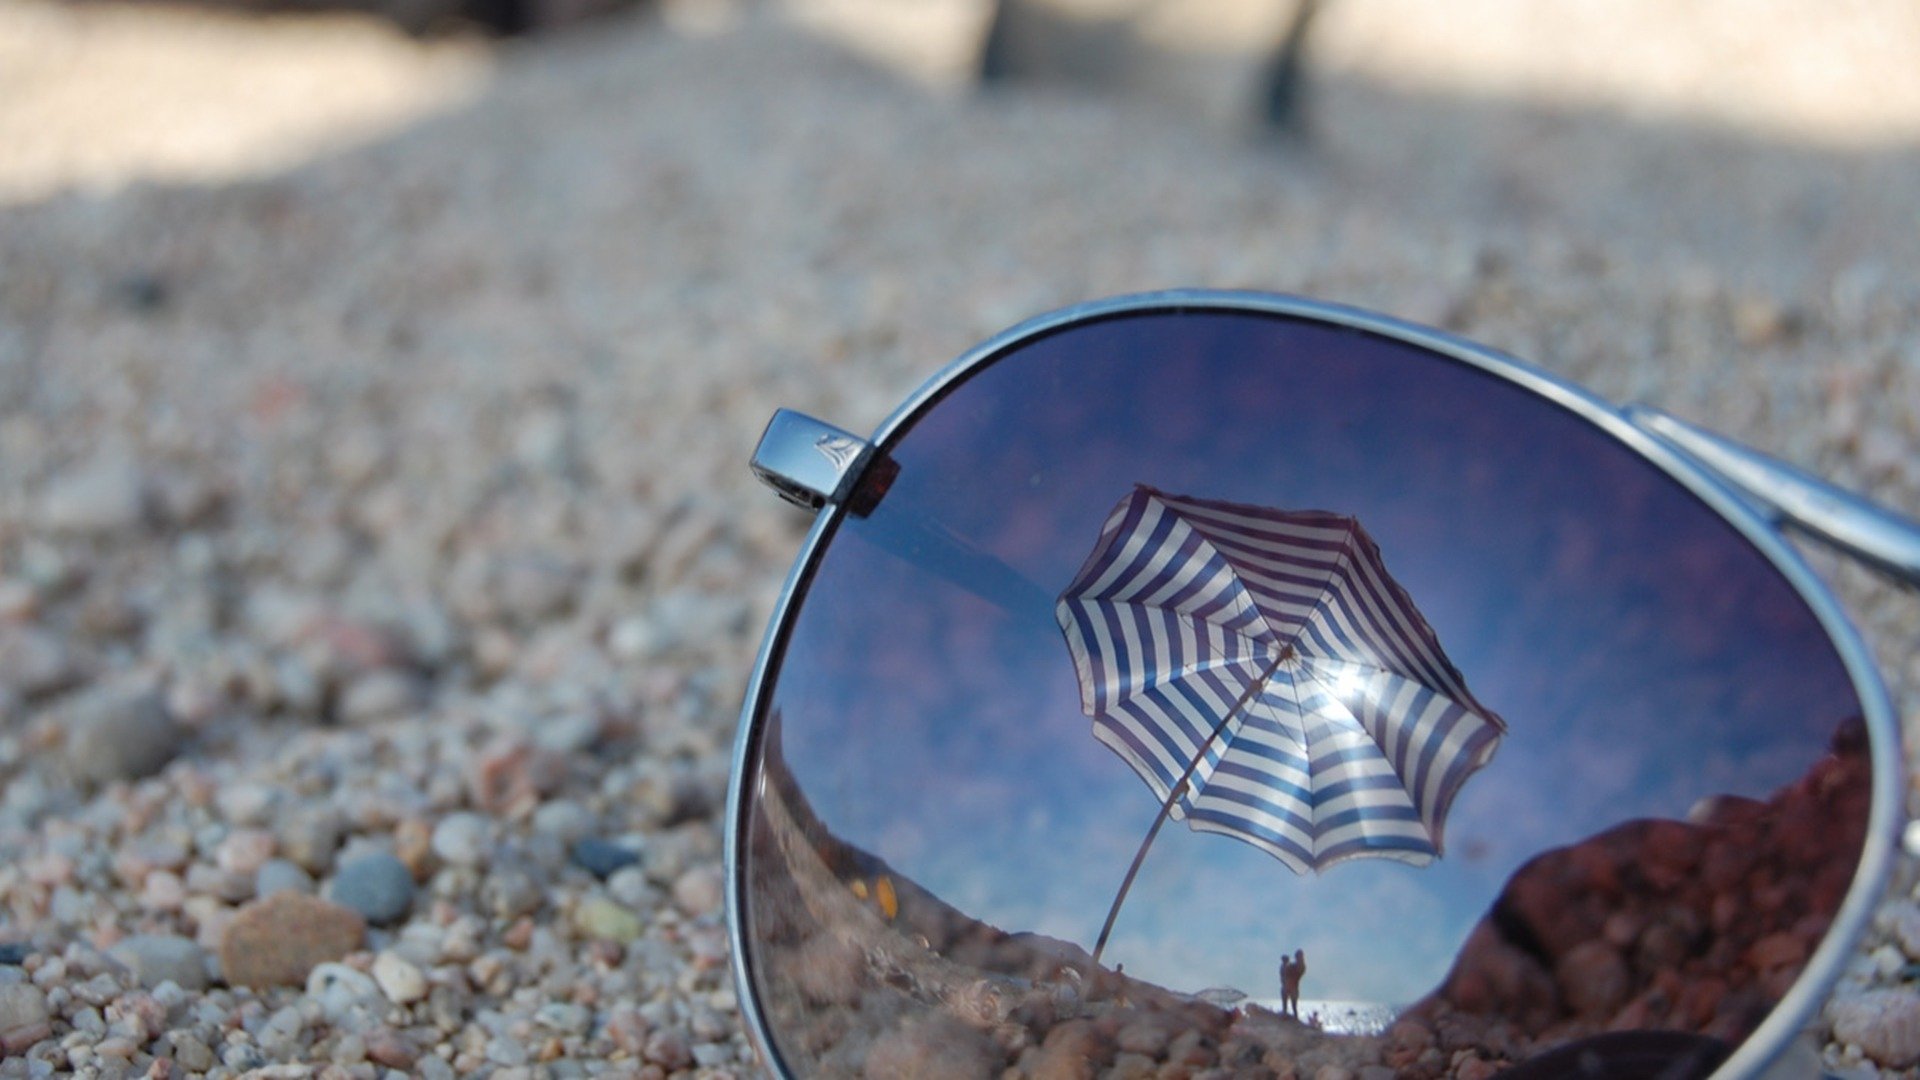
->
[1090,654,1286,968]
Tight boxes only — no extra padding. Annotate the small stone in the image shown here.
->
[141,869,187,911]
[469,736,567,813]
[64,688,181,785]
[217,782,278,826]
[644,1029,695,1071]
[671,865,723,918]
[378,819,427,880]
[531,712,603,754]
[328,853,416,926]
[493,554,578,624]
[110,934,210,991]
[338,669,423,724]
[41,454,147,535]
[606,866,658,910]
[215,828,277,878]
[0,943,30,966]
[573,898,643,942]
[171,1032,216,1071]
[0,983,52,1054]
[1830,989,1920,1068]
[532,800,593,842]
[255,858,314,898]
[431,812,491,868]
[278,809,343,873]
[482,864,545,920]
[483,1042,527,1070]
[0,579,37,621]
[535,1002,592,1036]
[1883,900,1920,960]
[861,1015,994,1080]
[1556,940,1629,1017]
[366,1029,419,1069]
[307,961,382,1021]
[0,626,78,698]
[372,951,429,1005]
[606,1005,649,1054]
[572,838,641,879]
[218,893,365,988]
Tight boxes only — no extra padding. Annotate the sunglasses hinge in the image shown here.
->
[751,409,877,515]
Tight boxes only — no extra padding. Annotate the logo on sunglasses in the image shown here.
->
[813,433,863,472]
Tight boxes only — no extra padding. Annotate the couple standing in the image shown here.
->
[1278,948,1307,1018]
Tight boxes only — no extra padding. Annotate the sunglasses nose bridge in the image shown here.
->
[751,408,872,513]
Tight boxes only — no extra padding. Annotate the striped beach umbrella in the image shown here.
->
[1056,486,1507,963]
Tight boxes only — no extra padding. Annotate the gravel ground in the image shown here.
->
[1,2,1918,1077]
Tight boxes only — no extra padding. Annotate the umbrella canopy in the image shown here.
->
[1056,486,1507,880]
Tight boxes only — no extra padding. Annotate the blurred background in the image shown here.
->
[2,0,1919,1075]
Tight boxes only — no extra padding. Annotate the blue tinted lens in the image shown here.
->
[739,308,1872,1079]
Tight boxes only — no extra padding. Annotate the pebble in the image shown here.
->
[0,983,52,1054]
[110,933,211,991]
[372,951,428,1005]
[859,1015,999,1080]
[430,812,492,868]
[644,1029,696,1071]
[482,863,544,919]
[40,454,146,535]
[216,827,277,877]
[307,962,383,1022]
[1831,989,1920,1068]
[277,810,344,874]
[532,799,593,842]
[1883,900,1920,960]
[572,837,641,879]
[671,864,724,918]
[0,943,28,966]
[328,852,417,925]
[218,893,365,988]
[0,625,79,698]
[338,669,423,724]
[573,898,643,942]
[255,858,315,898]
[0,8,1914,1080]
[171,1032,217,1072]
[607,866,659,910]
[63,688,182,785]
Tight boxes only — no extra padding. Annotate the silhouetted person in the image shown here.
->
[1279,948,1306,1018]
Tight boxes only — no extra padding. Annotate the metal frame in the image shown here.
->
[725,289,1908,1080]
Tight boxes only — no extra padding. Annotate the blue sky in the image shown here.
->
[763,312,1861,1005]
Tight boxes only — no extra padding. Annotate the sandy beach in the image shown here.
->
[1,0,1917,1075]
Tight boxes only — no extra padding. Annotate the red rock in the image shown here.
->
[1555,941,1629,1018]
[784,933,862,1007]
[1115,1014,1176,1056]
[862,1015,999,1080]
[1636,820,1702,892]
[1455,1057,1502,1080]
[1745,931,1806,973]
[1028,1019,1109,1080]
[1384,1017,1437,1070]
[1164,1028,1213,1068]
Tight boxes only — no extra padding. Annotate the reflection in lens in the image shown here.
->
[1054,487,1508,969]
[740,310,1873,1078]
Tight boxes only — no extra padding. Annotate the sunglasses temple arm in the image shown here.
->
[1625,405,1920,589]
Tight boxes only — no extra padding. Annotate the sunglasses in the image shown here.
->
[727,290,1917,1080]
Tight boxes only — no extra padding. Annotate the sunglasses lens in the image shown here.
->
[738,309,1874,1078]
